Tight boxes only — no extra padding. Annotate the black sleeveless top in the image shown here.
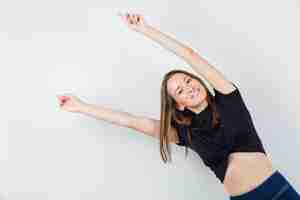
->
[171,82,267,183]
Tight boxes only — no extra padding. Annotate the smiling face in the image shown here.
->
[167,73,208,111]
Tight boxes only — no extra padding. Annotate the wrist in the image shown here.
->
[138,24,153,34]
[78,103,92,114]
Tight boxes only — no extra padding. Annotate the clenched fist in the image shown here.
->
[57,94,87,113]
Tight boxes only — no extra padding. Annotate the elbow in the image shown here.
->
[186,47,194,55]
[184,47,199,62]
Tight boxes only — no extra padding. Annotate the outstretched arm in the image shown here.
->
[57,94,154,137]
[119,12,236,93]
[57,94,179,143]
[80,103,179,143]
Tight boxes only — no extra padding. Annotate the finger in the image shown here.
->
[59,98,69,105]
[59,96,68,101]
[129,18,133,24]
[133,14,138,23]
[128,14,133,23]
[57,96,65,101]
[130,13,135,23]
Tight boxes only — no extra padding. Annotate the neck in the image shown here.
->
[188,100,209,115]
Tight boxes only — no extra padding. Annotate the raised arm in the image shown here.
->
[119,12,236,93]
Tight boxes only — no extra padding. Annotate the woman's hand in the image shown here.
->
[56,94,87,113]
[118,12,148,32]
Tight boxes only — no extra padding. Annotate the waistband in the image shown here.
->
[230,170,290,200]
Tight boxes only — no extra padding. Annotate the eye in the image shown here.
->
[177,77,192,96]
[177,78,191,95]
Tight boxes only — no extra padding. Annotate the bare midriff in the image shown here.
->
[223,152,277,197]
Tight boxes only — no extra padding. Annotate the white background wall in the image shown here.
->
[1,0,299,199]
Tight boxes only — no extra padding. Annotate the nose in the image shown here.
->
[188,86,195,93]
[185,87,195,95]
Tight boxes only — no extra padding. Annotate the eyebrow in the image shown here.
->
[175,75,187,96]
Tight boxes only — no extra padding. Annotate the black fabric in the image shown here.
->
[171,82,267,183]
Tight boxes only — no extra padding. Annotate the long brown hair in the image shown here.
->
[160,69,221,163]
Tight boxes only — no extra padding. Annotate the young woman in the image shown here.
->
[56,13,300,200]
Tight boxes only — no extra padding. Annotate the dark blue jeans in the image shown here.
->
[230,170,300,200]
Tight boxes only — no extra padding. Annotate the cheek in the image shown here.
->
[199,93,208,103]
[178,97,184,103]
[178,96,187,104]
